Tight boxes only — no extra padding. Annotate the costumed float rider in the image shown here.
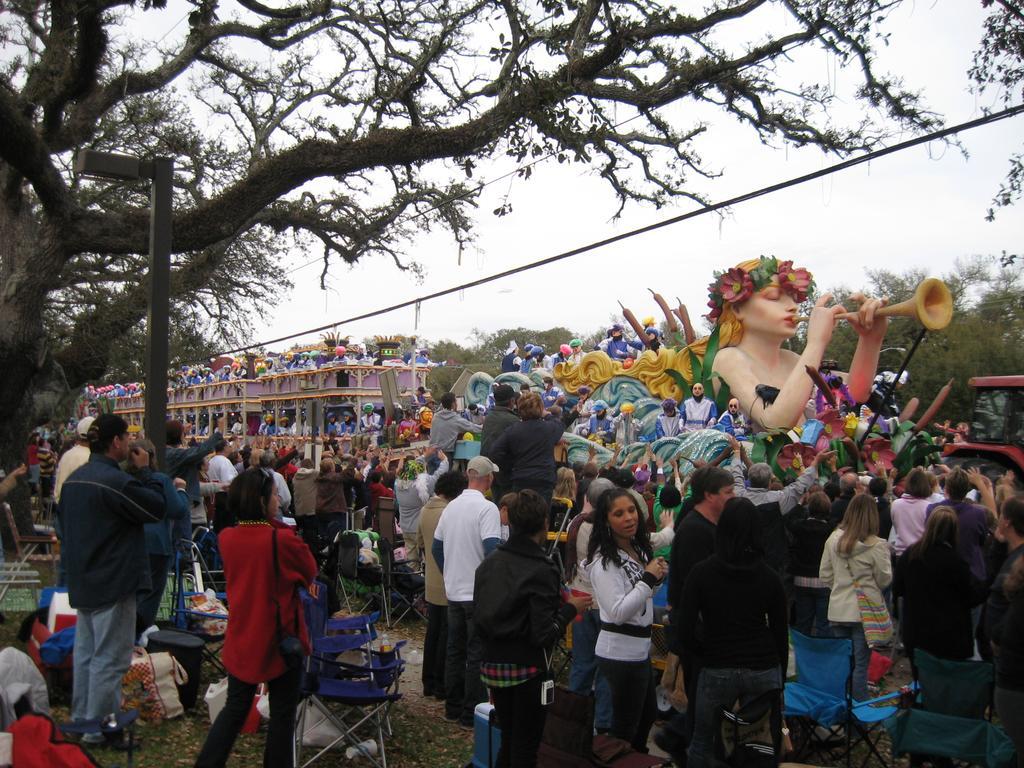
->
[567,338,585,366]
[359,404,382,445]
[541,377,564,409]
[519,344,537,374]
[643,319,663,353]
[500,341,521,374]
[655,398,683,439]
[715,397,749,439]
[258,414,277,436]
[868,370,907,419]
[595,324,644,361]
[582,401,615,444]
[681,382,717,432]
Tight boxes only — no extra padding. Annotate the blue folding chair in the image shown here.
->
[784,630,901,768]
[170,546,228,674]
[296,581,405,768]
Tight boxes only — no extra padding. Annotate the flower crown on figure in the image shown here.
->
[705,256,813,322]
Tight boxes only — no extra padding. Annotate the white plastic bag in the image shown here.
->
[205,678,229,724]
[299,701,344,748]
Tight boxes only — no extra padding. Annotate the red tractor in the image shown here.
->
[942,375,1024,481]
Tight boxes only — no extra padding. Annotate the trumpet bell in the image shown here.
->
[880,277,953,331]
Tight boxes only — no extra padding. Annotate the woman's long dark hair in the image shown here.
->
[908,505,959,561]
[586,487,652,569]
[716,497,764,566]
[228,468,275,522]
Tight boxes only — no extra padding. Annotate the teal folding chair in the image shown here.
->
[886,650,1017,768]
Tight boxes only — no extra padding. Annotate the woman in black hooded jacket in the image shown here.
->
[474,489,591,767]
[680,496,788,768]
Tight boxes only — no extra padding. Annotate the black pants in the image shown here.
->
[136,553,170,633]
[596,656,657,753]
[423,601,448,697]
[295,516,319,556]
[446,600,485,724]
[194,666,301,768]
[490,675,548,768]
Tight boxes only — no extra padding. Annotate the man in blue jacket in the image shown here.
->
[60,414,166,745]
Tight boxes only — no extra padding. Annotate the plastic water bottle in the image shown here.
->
[344,740,379,759]
[379,632,392,653]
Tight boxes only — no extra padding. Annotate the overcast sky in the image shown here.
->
[153,1,1024,353]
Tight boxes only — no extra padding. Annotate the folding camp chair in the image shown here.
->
[3,502,57,563]
[784,630,900,768]
[378,537,425,627]
[191,525,225,592]
[170,545,227,674]
[885,650,1017,768]
[296,581,405,768]
[0,503,44,606]
[332,531,386,620]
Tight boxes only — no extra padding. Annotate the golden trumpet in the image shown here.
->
[795,277,953,331]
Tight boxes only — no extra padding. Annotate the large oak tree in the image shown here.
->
[1,0,935,501]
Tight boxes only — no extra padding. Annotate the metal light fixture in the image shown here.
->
[74,149,174,466]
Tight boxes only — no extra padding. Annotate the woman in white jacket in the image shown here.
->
[586,487,668,752]
[820,494,893,700]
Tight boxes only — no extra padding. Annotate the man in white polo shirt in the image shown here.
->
[431,455,502,727]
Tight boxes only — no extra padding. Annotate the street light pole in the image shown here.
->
[73,150,173,466]
[146,158,173,468]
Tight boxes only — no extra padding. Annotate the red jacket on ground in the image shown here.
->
[219,524,317,684]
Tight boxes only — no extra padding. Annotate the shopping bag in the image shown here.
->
[122,648,185,721]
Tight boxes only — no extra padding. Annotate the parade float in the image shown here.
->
[465,256,955,480]
[86,333,433,436]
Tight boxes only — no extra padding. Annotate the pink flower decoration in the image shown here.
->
[777,443,818,475]
[815,408,846,451]
[706,298,722,322]
[719,268,754,304]
[862,437,896,475]
[778,261,812,302]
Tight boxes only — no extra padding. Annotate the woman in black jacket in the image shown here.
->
[680,497,788,768]
[894,506,987,664]
[787,491,835,637]
[488,392,577,506]
[474,490,591,767]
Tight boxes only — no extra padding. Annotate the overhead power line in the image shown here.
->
[218,103,1024,356]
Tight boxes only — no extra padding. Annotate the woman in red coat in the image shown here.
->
[195,469,317,768]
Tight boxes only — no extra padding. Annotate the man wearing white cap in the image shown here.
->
[54,416,95,503]
[431,455,502,727]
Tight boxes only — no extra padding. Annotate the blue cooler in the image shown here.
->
[454,440,482,460]
[472,702,501,767]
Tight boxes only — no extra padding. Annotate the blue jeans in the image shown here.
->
[794,586,833,638]
[71,594,137,728]
[688,666,782,768]
[568,609,612,730]
[832,622,871,701]
[446,600,485,724]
